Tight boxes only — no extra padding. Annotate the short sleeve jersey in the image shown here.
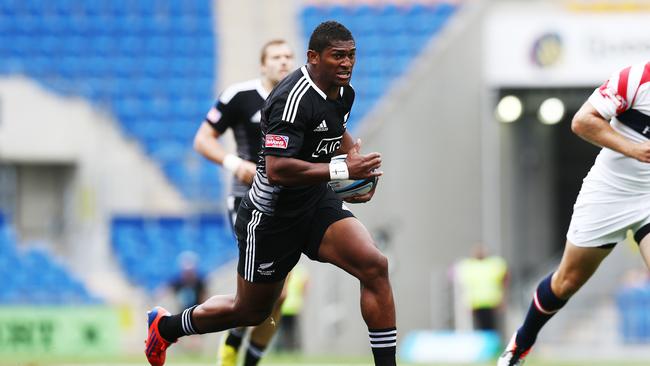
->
[587,61,650,191]
[247,66,354,216]
[204,79,269,197]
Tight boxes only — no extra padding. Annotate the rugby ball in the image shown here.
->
[328,155,378,199]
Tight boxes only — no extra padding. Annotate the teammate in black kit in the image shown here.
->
[193,39,294,366]
[146,22,397,366]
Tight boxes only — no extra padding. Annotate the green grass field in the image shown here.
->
[2,354,649,366]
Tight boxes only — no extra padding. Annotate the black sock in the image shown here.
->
[225,327,245,349]
[244,340,266,366]
[158,305,199,342]
[369,327,396,366]
[516,273,568,350]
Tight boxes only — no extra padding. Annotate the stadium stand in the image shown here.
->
[0,213,99,304]
[111,215,237,292]
[0,0,458,201]
[0,0,218,201]
[299,1,458,131]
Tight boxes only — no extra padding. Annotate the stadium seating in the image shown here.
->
[299,2,459,131]
[0,0,219,202]
[617,284,650,343]
[0,1,458,202]
[111,215,237,292]
[0,213,99,304]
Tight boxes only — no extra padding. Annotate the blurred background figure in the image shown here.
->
[277,263,309,353]
[616,232,650,345]
[616,267,650,344]
[168,251,207,312]
[455,243,508,334]
[155,250,207,354]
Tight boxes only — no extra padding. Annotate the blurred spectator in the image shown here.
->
[616,268,650,344]
[168,251,207,311]
[455,243,508,332]
[277,263,309,352]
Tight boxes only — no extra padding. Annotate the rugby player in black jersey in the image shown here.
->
[146,22,396,366]
[193,39,294,366]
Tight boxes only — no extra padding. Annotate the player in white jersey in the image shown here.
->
[193,40,294,366]
[499,61,650,366]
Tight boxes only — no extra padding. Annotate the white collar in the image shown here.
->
[256,78,270,100]
[301,65,330,100]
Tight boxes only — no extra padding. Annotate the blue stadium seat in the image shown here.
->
[104,0,129,16]
[111,215,236,292]
[14,14,41,35]
[347,5,376,36]
[0,218,99,305]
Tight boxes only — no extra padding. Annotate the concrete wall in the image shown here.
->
[216,0,303,90]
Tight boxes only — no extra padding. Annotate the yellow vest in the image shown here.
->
[282,264,308,316]
[457,256,507,309]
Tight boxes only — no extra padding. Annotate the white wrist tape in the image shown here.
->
[223,154,243,173]
[329,160,349,180]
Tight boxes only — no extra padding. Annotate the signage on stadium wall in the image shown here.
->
[0,306,119,359]
[484,3,650,87]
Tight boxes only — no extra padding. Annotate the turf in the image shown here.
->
[2,354,649,366]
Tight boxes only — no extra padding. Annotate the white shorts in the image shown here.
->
[567,171,650,247]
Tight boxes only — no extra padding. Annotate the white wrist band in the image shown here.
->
[329,160,349,180]
[223,154,243,173]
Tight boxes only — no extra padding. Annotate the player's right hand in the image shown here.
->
[345,139,383,179]
[629,141,650,163]
[235,160,257,185]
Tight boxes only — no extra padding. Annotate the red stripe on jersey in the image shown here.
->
[616,66,631,114]
[639,62,650,87]
[640,62,650,85]
[630,62,650,106]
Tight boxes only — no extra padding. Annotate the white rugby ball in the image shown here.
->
[328,155,378,199]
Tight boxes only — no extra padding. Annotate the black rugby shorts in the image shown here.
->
[234,189,354,283]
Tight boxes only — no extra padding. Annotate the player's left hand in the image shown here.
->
[235,160,257,185]
[343,182,377,204]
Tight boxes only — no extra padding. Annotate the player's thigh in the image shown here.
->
[303,190,355,260]
[235,198,305,283]
[554,240,613,284]
[234,274,285,315]
[568,178,649,247]
[317,217,385,279]
[634,221,650,266]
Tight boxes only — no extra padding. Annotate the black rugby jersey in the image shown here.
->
[205,79,268,197]
[248,66,354,216]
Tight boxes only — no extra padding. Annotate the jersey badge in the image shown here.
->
[257,262,275,276]
[599,84,627,113]
[265,134,289,149]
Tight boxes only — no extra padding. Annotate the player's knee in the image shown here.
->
[359,250,389,284]
[554,272,586,298]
